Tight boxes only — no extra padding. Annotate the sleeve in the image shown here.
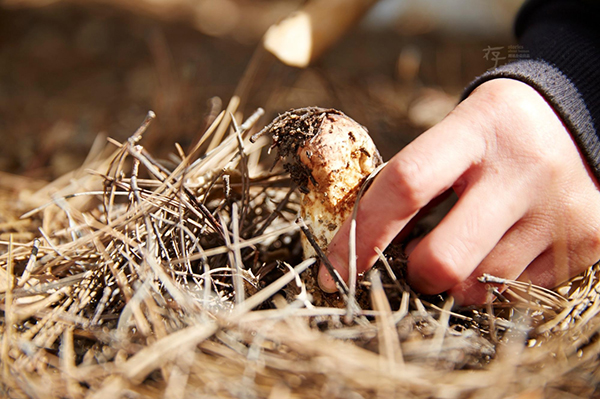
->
[461,0,600,181]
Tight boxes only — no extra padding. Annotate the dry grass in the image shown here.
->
[0,104,599,399]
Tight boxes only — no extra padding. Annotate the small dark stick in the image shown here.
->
[297,216,349,297]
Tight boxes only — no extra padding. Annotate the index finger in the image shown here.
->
[319,109,488,292]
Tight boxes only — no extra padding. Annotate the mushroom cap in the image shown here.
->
[297,112,382,256]
[264,107,382,258]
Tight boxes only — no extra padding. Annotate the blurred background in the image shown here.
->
[0,0,525,181]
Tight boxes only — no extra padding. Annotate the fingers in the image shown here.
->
[407,179,531,296]
[319,78,600,301]
[447,218,551,304]
[319,110,488,292]
[516,201,600,289]
[456,248,579,305]
[447,192,600,304]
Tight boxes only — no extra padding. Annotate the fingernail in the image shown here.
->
[318,266,337,293]
[318,253,344,293]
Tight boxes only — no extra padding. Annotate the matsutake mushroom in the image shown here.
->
[256,107,382,260]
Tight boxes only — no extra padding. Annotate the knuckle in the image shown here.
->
[575,214,600,264]
[428,247,464,287]
[416,239,466,291]
[387,156,431,209]
[587,231,600,257]
[590,234,600,262]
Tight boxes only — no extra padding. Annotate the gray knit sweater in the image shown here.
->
[462,0,600,181]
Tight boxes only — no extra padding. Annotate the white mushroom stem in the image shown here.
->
[296,111,382,258]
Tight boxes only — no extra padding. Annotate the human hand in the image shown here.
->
[318,78,600,305]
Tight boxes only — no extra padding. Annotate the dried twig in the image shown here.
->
[0,105,599,399]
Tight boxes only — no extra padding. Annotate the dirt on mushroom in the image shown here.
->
[262,107,382,256]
